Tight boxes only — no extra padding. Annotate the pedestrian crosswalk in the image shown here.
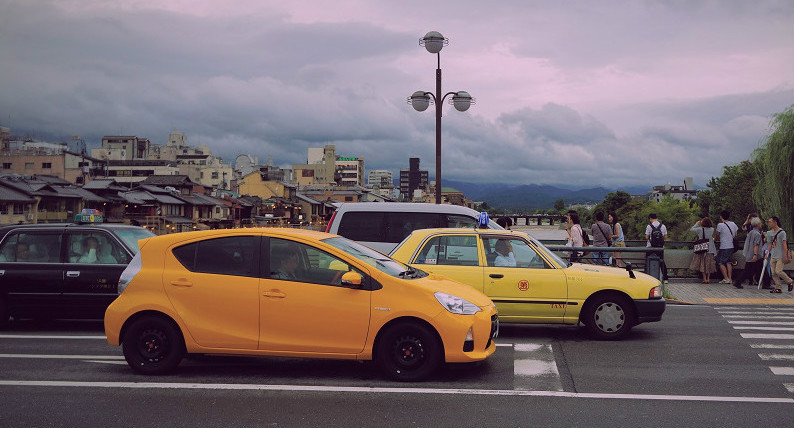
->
[716,306,794,394]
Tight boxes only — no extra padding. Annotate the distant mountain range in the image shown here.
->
[441,180,652,211]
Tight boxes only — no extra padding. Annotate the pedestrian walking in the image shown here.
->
[564,210,586,263]
[714,210,738,284]
[766,216,793,293]
[645,213,668,283]
[733,216,763,289]
[591,212,612,265]
[609,212,625,267]
[689,217,717,284]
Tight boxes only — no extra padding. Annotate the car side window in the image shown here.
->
[414,235,479,266]
[445,215,477,228]
[482,237,549,269]
[384,213,442,243]
[337,212,386,242]
[173,236,259,277]
[68,232,129,265]
[0,232,62,263]
[269,238,358,286]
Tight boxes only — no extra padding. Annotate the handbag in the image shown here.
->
[692,228,708,254]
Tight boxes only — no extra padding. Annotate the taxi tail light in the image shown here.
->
[649,286,662,299]
[463,327,474,352]
[325,211,337,233]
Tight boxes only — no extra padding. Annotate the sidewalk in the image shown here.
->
[665,278,794,305]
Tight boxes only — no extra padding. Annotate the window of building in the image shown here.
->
[211,172,219,179]
[1,163,11,169]
[13,204,24,215]
[24,162,34,170]
[0,204,7,214]
[42,162,52,169]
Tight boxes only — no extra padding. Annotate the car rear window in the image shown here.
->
[337,211,451,244]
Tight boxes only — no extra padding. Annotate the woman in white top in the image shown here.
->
[689,217,717,284]
[608,212,625,267]
[565,211,585,262]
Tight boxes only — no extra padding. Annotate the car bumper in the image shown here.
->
[435,307,498,363]
[634,298,666,324]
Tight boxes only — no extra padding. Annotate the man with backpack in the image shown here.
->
[715,210,739,285]
[645,213,668,283]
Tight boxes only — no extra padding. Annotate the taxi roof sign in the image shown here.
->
[75,209,103,223]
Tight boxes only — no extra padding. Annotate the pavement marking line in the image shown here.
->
[715,307,794,312]
[0,380,791,404]
[495,343,513,348]
[770,367,794,376]
[704,298,794,305]
[512,343,563,392]
[0,335,107,340]
[741,333,794,340]
[722,315,794,320]
[728,321,794,325]
[751,344,794,349]
[83,360,128,365]
[785,383,794,393]
[0,354,124,360]
[733,326,794,331]
[758,354,794,361]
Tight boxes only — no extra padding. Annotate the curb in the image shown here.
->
[664,297,696,305]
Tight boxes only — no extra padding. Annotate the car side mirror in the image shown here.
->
[341,271,363,287]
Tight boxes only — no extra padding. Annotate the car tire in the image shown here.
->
[375,321,441,382]
[122,315,185,375]
[582,294,634,340]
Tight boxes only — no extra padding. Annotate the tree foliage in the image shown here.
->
[752,104,794,233]
[703,160,757,224]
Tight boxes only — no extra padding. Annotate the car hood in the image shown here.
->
[409,273,495,308]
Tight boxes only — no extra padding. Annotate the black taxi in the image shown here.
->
[0,212,155,325]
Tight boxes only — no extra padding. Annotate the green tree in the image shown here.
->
[752,104,794,233]
[553,198,565,213]
[704,160,757,224]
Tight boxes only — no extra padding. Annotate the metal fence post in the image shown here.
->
[646,251,663,288]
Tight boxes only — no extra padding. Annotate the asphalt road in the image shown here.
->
[0,305,792,427]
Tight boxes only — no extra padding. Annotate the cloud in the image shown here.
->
[0,0,792,191]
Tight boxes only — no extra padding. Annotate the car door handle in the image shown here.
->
[170,279,193,288]
[66,271,80,278]
[263,290,286,298]
[489,274,504,279]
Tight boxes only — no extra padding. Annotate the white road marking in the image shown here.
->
[512,343,562,392]
[785,383,794,393]
[770,367,794,376]
[740,334,794,340]
[0,380,791,403]
[728,321,794,325]
[721,315,794,320]
[733,326,794,331]
[716,308,794,313]
[0,354,123,360]
[0,335,106,340]
[495,343,513,347]
[83,360,128,365]
[758,353,794,361]
[751,344,794,349]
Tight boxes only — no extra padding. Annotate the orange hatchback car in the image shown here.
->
[104,228,498,381]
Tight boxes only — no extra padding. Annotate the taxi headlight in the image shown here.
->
[434,292,481,315]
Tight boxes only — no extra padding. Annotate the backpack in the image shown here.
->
[649,223,665,248]
[580,225,591,246]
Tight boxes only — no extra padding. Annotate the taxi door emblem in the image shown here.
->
[517,280,529,291]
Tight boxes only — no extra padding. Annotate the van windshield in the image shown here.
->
[322,236,426,279]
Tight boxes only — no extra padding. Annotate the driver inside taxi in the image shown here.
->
[494,239,517,267]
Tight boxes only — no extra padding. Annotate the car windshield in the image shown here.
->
[114,228,156,254]
[525,234,568,267]
[322,236,425,278]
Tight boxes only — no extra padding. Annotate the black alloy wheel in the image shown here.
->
[122,315,184,375]
[376,322,441,382]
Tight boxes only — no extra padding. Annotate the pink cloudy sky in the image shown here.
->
[1,0,792,188]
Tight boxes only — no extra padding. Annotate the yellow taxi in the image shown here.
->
[104,228,498,381]
[390,228,665,340]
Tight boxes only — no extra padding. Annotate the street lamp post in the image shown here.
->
[408,31,474,204]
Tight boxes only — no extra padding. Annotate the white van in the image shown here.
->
[325,202,503,253]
